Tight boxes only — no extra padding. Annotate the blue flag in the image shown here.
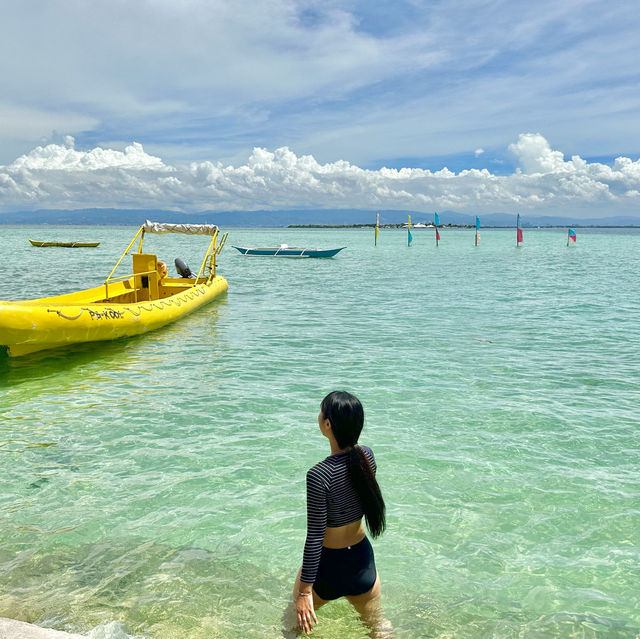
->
[434,213,440,226]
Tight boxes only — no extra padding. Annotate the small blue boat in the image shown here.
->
[232,244,345,258]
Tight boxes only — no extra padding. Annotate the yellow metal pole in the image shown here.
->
[137,230,145,253]
[208,231,227,280]
[212,232,218,279]
[104,226,144,297]
[194,234,217,282]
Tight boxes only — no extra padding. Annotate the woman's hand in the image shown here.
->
[296,591,318,635]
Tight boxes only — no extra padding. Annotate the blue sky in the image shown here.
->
[1,0,640,217]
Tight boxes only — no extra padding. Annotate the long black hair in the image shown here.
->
[321,391,386,538]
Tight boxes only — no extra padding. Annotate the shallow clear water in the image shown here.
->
[1,225,639,638]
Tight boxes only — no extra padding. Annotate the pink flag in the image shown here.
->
[516,214,523,245]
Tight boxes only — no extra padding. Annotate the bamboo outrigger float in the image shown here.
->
[0,221,228,357]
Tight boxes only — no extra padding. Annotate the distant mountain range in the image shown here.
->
[1,208,639,227]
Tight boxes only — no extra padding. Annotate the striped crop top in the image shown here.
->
[300,446,376,584]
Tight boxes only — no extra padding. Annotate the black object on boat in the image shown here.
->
[175,257,196,278]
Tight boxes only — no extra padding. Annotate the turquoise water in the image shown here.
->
[1,225,639,639]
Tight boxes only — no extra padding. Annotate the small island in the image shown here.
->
[287,223,475,229]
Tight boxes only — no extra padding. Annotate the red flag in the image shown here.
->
[435,228,440,241]
[517,228,523,243]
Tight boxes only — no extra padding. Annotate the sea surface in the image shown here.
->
[0,225,638,639]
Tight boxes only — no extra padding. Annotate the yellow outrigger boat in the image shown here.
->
[0,221,228,357]
[29,239,100,247]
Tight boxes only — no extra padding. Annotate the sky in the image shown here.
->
[1,0,640,218]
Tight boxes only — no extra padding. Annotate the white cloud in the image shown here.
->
[474,148,484,156]
[9,138,168,172]
[1,133,639,217]
[0,1,443,161]
[508,133,569,174]
[0,103,99,165]
[1,1,640,168]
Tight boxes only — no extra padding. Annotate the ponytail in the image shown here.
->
[348,445,386,538]
[321,390,386,538]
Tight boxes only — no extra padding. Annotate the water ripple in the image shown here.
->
[1,227,639,638]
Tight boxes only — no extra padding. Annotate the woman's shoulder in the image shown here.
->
[307,457,333,481]
[359,445,377,471]
[360,445,375,459]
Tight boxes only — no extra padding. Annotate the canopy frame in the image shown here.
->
[103,221,227,298]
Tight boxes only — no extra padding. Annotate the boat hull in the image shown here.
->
[29,239,100,247]
[0,276,228,357]
[232,246,345,258]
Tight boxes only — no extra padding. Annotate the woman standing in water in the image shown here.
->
[293,391,388,636]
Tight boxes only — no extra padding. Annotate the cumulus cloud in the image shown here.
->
[1,134,639,217]
[9,138,168,172]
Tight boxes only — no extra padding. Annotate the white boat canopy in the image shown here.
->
[143,220,219,236]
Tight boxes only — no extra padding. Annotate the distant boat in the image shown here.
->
[232,244,345,258]
[29,239,100,248]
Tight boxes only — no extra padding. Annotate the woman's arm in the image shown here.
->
[300,467,327,584]
[297,467,327,633]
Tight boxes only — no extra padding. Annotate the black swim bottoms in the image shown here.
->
[313,537,377,601]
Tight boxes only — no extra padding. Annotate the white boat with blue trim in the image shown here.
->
[232,244,345,258]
